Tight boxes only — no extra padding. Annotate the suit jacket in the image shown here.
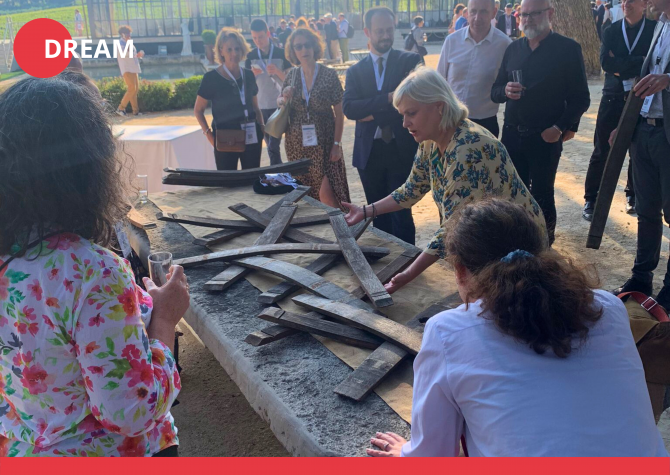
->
[343,48,422,170]
[496,14,518,38]
[640,20,670,144]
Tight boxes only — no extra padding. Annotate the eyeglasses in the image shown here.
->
[519,8,550,19]
[293,43,313,51]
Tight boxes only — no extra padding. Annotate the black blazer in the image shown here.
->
[343,49,422,170]
[496,14,518,38]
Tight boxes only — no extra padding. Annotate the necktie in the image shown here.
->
[377,57,393,144]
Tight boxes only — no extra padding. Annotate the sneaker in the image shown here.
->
[626,195,636,214]
[582,201,595,222]
[611,277,653,297]
[132,112,143,116]
[656,286,670,312]
[115,110,127,117]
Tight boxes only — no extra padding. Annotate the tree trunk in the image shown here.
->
[551,0,601,76]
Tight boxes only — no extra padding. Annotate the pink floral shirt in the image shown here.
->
[0,233,180,457]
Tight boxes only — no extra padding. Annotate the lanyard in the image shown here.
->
[257,44,274,73]
[372,54,386,91]
[622,17,645,54]
[301,64,319,120]
[221,64,248,119]
[655,23,668,67]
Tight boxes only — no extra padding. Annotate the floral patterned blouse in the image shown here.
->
[0,233,180,457]
[391,120,546,259]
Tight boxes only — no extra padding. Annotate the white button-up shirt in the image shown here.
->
[437,26,511,119]
[642,14,669,119]
[369,49,393,140]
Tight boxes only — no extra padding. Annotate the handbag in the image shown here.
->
[216,129,246,153]
[265,69,298,139]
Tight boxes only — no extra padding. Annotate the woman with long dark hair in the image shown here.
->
[368,199,667,457]
[0,74,189,457]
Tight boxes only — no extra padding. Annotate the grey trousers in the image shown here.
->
[261,108,283,165]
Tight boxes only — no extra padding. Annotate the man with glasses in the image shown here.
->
[343,7,422,244]
[613,0,670,307]
[491,0,590,244]
[583,0,656,222]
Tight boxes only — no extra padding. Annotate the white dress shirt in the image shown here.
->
[369,49,393,140]
[117,40,141,75]
[437,26,511,119]
[642,14,670,119]
[401,290,668,457]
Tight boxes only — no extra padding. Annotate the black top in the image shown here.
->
[491,32,591,132]
[244,46,292,70]
[325,22,338,42]
[278,27,292,46]
[197,67,258,130]
[600,18,657,96]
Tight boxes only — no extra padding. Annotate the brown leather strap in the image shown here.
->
[618,291,670,323]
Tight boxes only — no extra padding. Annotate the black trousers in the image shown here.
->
[357,139,416,245]
[584,94,635,203]
[213,123,263,170]
[502,125,562,244]
[153,445,179,457]
[631,121,670,287]
[470,116,500,138]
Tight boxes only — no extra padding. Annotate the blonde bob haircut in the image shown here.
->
[214,28,250,64]
[393,66,469,131]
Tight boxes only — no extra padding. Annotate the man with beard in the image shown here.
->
[613,0,670,307]
[438,0,512,137]
[583,0,656,221]
[342,7,422,244]
[491,0,590,244]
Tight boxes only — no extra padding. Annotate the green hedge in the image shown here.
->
[98,75,202,113]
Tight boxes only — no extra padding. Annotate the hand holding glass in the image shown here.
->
[148,252,172,286]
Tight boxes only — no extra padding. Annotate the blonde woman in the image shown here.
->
[342,67,546,294]
[194,28,264,170]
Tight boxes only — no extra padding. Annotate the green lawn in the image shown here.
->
[0,70,23,82]
[0,6,89,37]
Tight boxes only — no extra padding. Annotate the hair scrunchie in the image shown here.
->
[500,249,534,263]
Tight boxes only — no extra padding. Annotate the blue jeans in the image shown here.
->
[262,108,283,166]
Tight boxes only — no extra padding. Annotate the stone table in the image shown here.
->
[126,196,414,457]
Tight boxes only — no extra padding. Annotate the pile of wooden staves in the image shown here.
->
[160,185,461,401]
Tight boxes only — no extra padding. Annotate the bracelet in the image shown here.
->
[551,125,562,134]
[372,203,377,219]
[203,129,211,135]
[363,205,367,220]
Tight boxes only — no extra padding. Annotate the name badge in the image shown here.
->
[641,94,654,114]
[622,79,634,92]
[506,28,512,35]
[302,124,318,147]
[242,122,258,144]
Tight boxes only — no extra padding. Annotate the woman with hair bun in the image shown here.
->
[368,199,667,457]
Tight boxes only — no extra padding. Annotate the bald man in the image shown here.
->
[491,0,590,244]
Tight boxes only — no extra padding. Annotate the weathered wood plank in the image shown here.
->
[204,203,297,292]
[587,86,644,249]
[245,326,299,346]
[163,158,312,178]
[174,243,390,268]
[292,295,422,354]
[329,210,392,308]
[229,203,332,245]
[157,211,329,230]
[190,186,310,247]
[334,292,462,401]
[257,307,383,349]
[128,207,157,229]
[349,248,421,301]
[258,219,373,304]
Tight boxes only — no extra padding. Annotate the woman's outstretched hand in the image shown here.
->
[367,432,406,457]
[384,270,414,294]
[341,202,365,226]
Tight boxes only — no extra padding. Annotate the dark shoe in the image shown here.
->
[582,201,595,222]
[611,277,653,297]
[656,286,670,312]
[626,195,636,214]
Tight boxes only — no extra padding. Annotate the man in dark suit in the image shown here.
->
[595,0,606,39]
[343,6,422,244]
[496,3,519,38]
[614,0,670,308]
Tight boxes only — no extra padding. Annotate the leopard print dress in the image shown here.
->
[283,65,351,207]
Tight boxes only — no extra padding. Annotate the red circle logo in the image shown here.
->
[13,18,72,78]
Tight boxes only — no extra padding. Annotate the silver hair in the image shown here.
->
[324,12,333,18]
[393,66,469,130]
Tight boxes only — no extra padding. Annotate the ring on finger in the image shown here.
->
[383,442,390,451]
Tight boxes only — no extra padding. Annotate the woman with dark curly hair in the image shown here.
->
[278,27,350,208]
[0,74,189,457]
[367,199,667,457]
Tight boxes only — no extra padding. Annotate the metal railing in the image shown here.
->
[2,17,14,70]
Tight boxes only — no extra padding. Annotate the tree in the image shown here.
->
[551,0,601,76]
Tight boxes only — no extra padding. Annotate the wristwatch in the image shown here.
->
[334,141,341,146]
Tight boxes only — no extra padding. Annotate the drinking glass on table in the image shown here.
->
[512,70,524,96]
[148,251,172,286]
[137,174,149,203]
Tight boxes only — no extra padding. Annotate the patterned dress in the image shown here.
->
[283,65,350,207]
[392,119,546,259]
[0,234,180,457]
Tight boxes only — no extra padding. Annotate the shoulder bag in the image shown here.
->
[265,68,297,139]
